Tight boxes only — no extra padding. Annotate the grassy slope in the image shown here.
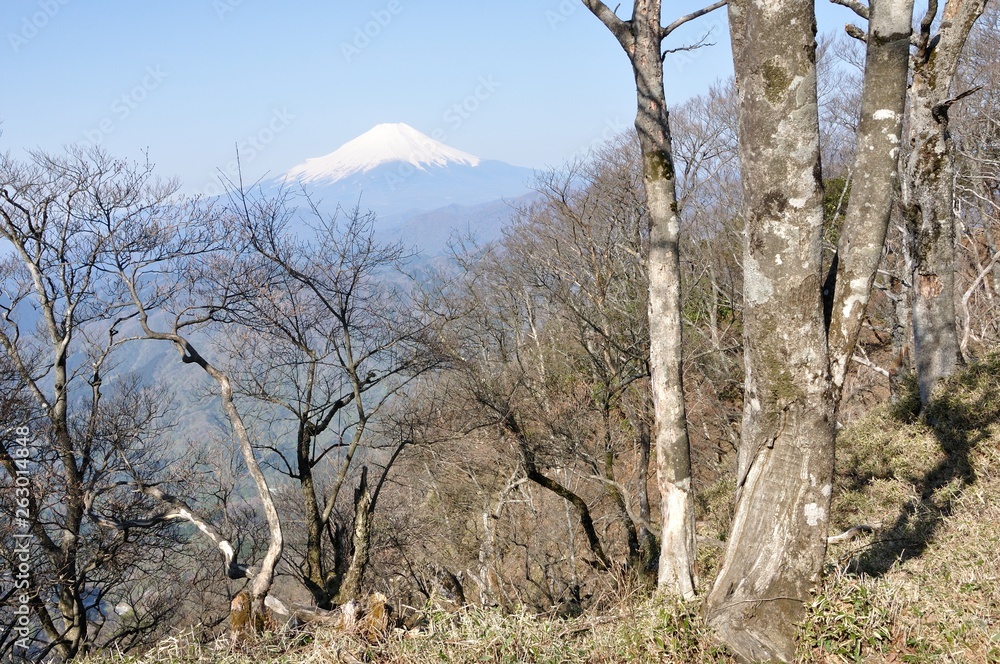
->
[88,357,1000,663]
[805,356,1000,663]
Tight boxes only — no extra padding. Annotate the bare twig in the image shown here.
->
[663,0,728,37]
[851,354,890,377]
[827,523,881,544]
[662,30,717,58]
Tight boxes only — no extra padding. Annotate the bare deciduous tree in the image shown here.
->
[218,189,438,608]
[581,0,728,600]
[0,148,212,659]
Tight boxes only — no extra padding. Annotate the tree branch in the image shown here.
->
[500,412,612,570]
[845,23,868,41]
[851,354,890,377]
[830,0,869,20]
[581,0,634,48]
[662,31,717,57]
[932,85,984,123]
[84,478,256,581]
[917,0,938,50]
[960,248,1000,355]
[663,0,728,37]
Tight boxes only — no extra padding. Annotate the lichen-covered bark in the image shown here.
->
[903,0,988,404]
[582,0,697,599]
[827,0,915,396]
[334,467,371,604]
[703,0,834,658]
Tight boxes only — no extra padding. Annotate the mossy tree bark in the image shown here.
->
[582,0,727,600]
[826,0,915,398]
[704,0,917,658]
[903,0,988,405]
[702,0,834,657]
[333,467,372,605]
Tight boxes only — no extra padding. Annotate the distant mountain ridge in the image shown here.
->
[278,123,535,251]
[284,122,481,183]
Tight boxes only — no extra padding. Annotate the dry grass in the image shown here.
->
[85,600,733,664]
[804,355,1000,662]
[88,357,1000,663]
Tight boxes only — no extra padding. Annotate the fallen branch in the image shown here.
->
[827,523,881,544]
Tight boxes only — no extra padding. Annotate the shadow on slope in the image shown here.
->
[834,354,1000,577]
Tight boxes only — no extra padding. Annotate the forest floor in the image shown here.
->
[88,356,1000,663]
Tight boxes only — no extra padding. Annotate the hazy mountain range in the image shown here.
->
[277,122,537,253]
[110,124,539,438]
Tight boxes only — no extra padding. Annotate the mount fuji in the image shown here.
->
[278,123,536,252]
[285,122,483,183]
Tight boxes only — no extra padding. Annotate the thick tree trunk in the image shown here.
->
[904,0,988,404]
[301,456,331,608]
[906,97,961,405]
[582,0,698,600]
[703,0,834,658]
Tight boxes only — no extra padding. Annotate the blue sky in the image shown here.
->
[1,1,855,195]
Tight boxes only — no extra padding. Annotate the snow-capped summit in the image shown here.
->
[284,123,481,185]
[273,122,534,229]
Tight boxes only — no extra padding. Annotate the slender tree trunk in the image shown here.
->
[334,467,371,604]
[583,0,698,600]
[131,312,284,623]
[216,373,284,604]
[827,0,915,397]
[330,438,408,605]
[52,337,88,658]
[634,417,658,575]
[704,0,834,658]
[600,405,642,570]
[903,0,988,404]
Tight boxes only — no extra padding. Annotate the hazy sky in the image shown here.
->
[1,1,855,194]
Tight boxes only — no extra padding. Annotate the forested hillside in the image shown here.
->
[2,0,999,662]
[77,355,1000,662]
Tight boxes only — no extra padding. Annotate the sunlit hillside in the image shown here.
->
[85,356,1000,663]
